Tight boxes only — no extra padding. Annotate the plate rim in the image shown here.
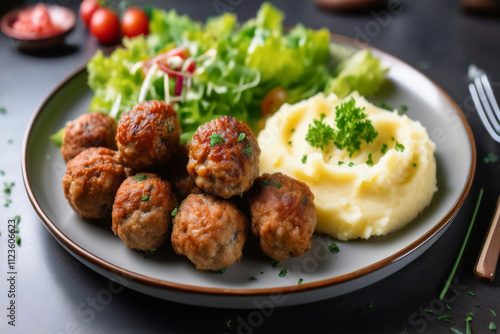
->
[22,33,477,297]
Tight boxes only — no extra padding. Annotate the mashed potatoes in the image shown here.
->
[257,93,437,240]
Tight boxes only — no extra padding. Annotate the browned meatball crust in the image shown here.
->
[112,173,178,251]
[187,116,260,198]
[164,144,202,201]
[62,147,130,220]
[61,112,117,162]
[248,172,317,261]
[171,193,248,271]
[116,100,181,171]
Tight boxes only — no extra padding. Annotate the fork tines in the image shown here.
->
[469,70,500,143]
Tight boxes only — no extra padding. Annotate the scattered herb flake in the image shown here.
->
[260,271,264,274]
[298,278,303,285]
[437,314,453,322]
[381,143,388,154]
[278,269,287,277]
[328,243,340,254]
[0,107,6,113]
[272,260,279,268]
[168,125,173,132]
[15,236,21,247]
[484,153,499,164]
[400,104,408,112]
[238,133,246,142]
[395,141,405,152]
[348,162,356,167]
[338,161,344,165]
[490,322,496,330]
[288,141,292,145]
[291,128,295,133]
[391,136,395,141]
[243,145,251,155]
[171,208,178,217]
[450,328,464,334]
[144,248,157,258]
[379,102,393,111]
[226,319,232,328]
[209,132,226,147]
[368,302,373,309]
[424,308,433,313]
[212,268,226,275]
[468,291,475,296]
[262,180,270,186]
[134,174,147,181]
[413,163,417,167]
[490,309,497,317]
[273,182,282,189]
[141,195,150,201]
[446,304,452,310]
[366,153,373,166]
[301,154,307,164]
[0,170,4,176]
[248,276,257,281]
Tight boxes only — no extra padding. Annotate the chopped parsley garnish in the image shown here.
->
[141,195,150,201]
[395,141,405,152]
[490,322,496,330]
[272,260,279,268]
[413,163,417,167]
[15,236,21,247]
[248,276,257,281]
[243,145,252,155]
[168,125,173,132]
[400,104,408,112]
[348,162,356,167]
[298,278,303,285]
[468,290,475,296]
[381,143,388,154]
[226,319,232,328]
[338,161,344,165]
[328,243,340,253]
[0,170,4,176]
[278,269,287,277]
[391,136,395,141]
[288,141,292,145]
[368,302,374,309]
[134,174,147,181]
[209,132,226,147]
[3,181,15,195]
[490,308,496,316]
[305,113,335,150]
[301,154,307,164]
[262,180,270,186]
[333,98,378,157]
[446,304,452,310]
[238,133,246,142]
[273,182,282,189]
[290,128,295,133]
[0,107,6,114]
[366,153,373,166]
[171,208,178,217]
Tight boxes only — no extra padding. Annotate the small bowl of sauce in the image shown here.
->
[1,4,76,51]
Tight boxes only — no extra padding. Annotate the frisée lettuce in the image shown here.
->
[84,2,387,143]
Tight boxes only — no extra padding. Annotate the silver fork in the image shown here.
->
[468,64,500,282]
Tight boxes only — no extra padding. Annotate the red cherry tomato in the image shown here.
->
[89,8,121,44]
[79,0,100,27]
[121,7,149,38]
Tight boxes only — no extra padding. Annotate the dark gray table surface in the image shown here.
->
[1,0,499,333]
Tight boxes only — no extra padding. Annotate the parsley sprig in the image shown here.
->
[305,98,378,157]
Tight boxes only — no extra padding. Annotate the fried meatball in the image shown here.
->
[248,172,317,261]
[187,116,260,198]
[112,173,178,251]
[61,112,117,162]
[164,144,202,201]
[171,193,248,271]
[62,147,131,220]
[116,100,181,171]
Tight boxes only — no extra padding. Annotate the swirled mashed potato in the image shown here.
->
[257,93,437,240]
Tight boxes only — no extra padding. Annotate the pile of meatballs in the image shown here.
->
[61,100,317,271]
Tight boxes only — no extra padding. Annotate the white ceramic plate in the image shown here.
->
[22,35,475,308]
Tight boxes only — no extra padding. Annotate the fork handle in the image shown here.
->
[474,195,500,282]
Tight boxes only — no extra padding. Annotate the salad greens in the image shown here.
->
[85,2,387,143]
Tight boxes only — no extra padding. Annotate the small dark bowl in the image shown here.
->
[0,5,76,51]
